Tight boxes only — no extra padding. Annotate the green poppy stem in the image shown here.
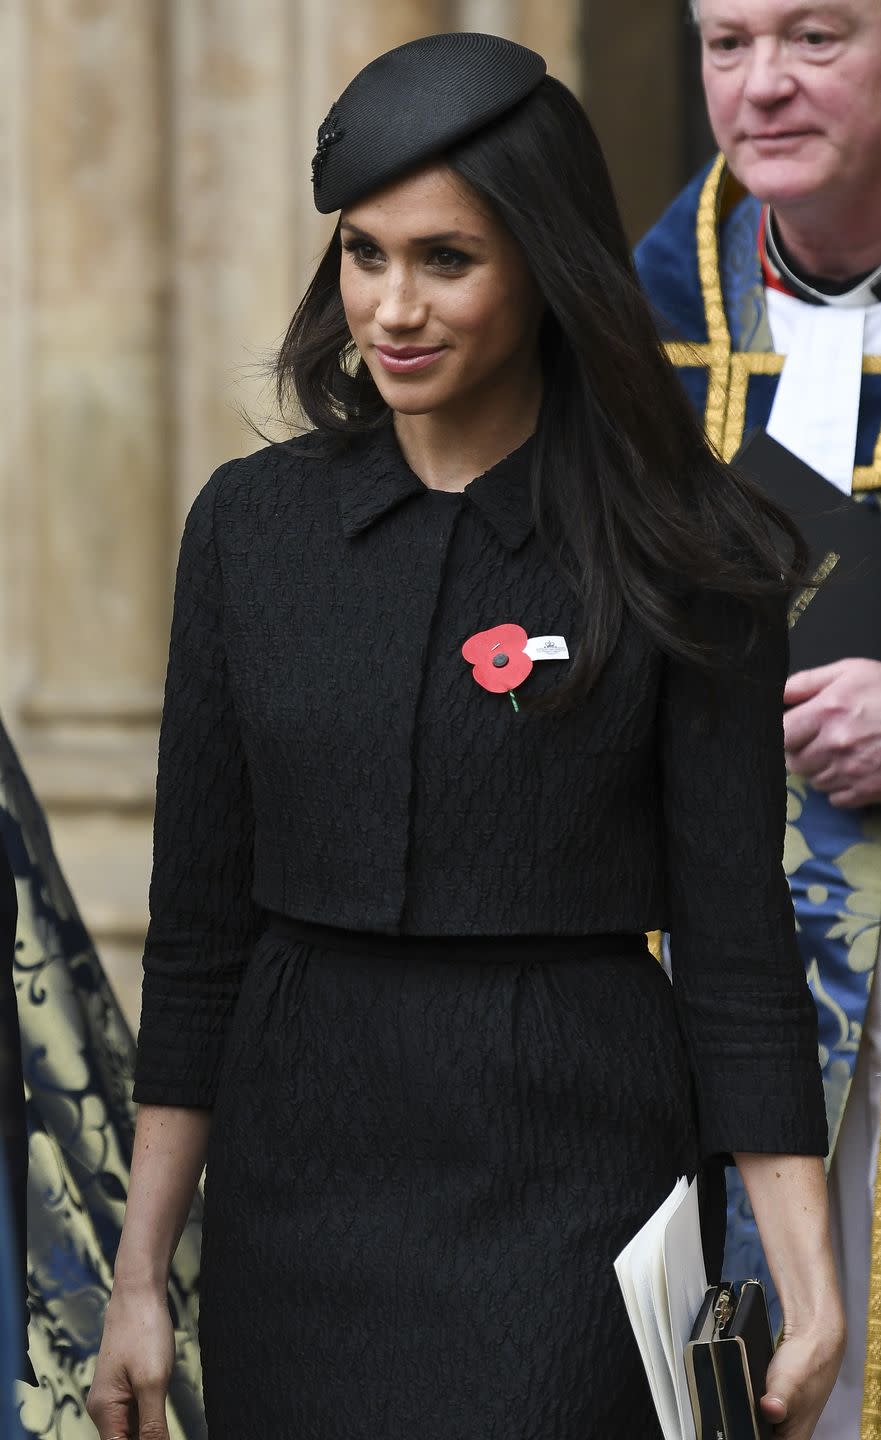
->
[509,691,520,713]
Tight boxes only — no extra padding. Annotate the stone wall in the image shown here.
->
[0,0,686,1027]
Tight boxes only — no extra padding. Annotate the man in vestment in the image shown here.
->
[636,3,881,1435]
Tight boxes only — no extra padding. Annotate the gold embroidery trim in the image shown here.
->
[696,153,731,351]
[788,551,839,628]
[695,154,733,455]
[862,1148,881,1438]
[722,354,881,486]
[665,344,881,491]
[683,160,881,489]
[722,352,785,461]
[854,468,881,493]
[664,341,715,368]
[646,930,663,963]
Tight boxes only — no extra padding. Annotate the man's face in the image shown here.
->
[698,0,881,210]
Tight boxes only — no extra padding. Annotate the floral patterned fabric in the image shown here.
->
[727,779,881,1326]
[0,716,206,1439]
[1,813,29,1384]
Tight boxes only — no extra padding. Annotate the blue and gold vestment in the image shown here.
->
[637,154,881,1339]
[0,716,207,1438]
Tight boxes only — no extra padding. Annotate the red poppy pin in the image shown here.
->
[462,624,534,713]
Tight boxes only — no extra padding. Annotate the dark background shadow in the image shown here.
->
[582,0,716,242]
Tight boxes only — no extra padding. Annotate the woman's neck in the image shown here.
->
[393,371,542,493]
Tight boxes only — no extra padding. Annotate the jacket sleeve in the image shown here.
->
[134,464,262,1107]
[661,589,828,1161]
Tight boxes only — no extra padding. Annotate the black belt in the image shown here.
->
[264,912,649,966]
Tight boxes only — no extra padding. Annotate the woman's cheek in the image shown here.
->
[446,291,498,339]
[341,275,372,334]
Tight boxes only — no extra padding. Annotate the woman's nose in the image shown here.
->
[374,271,429,332]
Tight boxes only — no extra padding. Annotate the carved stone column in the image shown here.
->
[172,0,451,518]
[20,0,169,1023]
[171,0,301,515]
[454,0,582,93]
[0,0,34,714]
[25,0,169,727]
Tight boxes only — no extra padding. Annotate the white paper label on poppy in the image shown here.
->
[525,635,569,661]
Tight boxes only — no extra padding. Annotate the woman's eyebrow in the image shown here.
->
[339,222,484,246]
[408,230,485,246]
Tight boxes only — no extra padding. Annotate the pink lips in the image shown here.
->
[374,345,445,374]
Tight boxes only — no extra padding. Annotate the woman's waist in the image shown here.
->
[263,912,651,965]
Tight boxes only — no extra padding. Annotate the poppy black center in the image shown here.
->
[492,654,509,668]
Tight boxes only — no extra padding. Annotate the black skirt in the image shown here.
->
[199,919,714,1439]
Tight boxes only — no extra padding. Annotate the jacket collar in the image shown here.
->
[338,424,535,551]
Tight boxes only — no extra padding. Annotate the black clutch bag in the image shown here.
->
[684,1280,775,1440]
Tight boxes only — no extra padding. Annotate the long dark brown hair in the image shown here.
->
[276,76,805,704]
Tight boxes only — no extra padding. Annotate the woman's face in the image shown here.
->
[339,164,544,421]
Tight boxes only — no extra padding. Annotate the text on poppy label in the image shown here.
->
[524,636,570,661]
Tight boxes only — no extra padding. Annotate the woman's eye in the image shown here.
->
[344,241,383,266]
[430,248,469,273]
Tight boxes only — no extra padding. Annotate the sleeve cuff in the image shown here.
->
[133,977,240,1108]
[693,1057,829,1162]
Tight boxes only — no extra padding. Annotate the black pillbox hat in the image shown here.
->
[311,32,547,214]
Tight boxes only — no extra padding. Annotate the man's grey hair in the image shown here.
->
[689,0,700,19]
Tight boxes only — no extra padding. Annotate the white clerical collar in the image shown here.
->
[765,209,881,310]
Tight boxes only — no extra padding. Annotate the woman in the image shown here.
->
[88,33,843,1440]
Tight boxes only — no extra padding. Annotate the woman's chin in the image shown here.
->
[373,380,453,417]
[386,397,448,417]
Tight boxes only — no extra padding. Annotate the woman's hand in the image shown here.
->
[759,1312,846,1439]
[86,1282,175,1440]
[84,1105,211,1437]
[733,1153,845,1439]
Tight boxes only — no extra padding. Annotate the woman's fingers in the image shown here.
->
[758,1324,845,1439]
[86,1287,175,1439]
[88,1375,171,1440]
[86,1388,134,1439]
[131,1383,171,1440]
[759,1391,787,1423]
[87,1392,169,1440]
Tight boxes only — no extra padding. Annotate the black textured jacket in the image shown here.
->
[134,427,827,1163]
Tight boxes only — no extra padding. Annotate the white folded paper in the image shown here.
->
[613,1176,709,1440]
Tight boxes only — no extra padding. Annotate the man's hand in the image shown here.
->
[783,659,881,808]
